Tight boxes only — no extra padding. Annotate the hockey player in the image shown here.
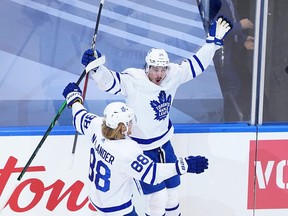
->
[81,17,232,216]
[62,82,209,216]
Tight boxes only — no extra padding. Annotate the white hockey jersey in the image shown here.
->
[71,103,180,215]
[92,43,219,150]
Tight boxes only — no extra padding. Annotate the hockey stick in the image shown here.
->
[71,0,105,156]
[196,0,222,32]
[15,56,105,183]
[71,67,89,155]
[0,56,105,214]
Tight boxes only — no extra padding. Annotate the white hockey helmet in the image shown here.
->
[103,102,135,129]
[145,48,169,72]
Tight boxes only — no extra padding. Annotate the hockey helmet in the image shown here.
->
[103,102,135,129]
[145,48,169,72]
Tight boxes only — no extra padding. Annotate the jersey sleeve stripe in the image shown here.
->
[73,109,86,134]
[141,162,154,184]
[186,58,196,78]
[193,54,204,72]
[166,203,180,212]
[105,71,121,94]
[80,112,88,135]
[105,76,116,92]
[151,163,157,185]
[114,89,121,95]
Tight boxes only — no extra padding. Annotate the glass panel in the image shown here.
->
[263,0,288,122]
[206,0,256,122]
[0,0,256,126]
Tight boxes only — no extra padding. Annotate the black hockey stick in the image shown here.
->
[17,58,105,182]
[71,74,89,154]
[17,0,105,182]
[196,0,222,32]
[71,0,105,155]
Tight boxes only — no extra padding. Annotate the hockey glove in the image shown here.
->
[62,82,83,108]
[206,16,232,46]
[176,155,209,175]
[206,20,217,43]
[81,49,102,67]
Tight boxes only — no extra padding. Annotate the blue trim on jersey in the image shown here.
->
[166,203,179,211]
[152,163,157,184]
[74,109,86,134]
[90,199,132,213]
[116,71,121,82]
[105,71,122,95]
[193,54,204,71]
[146,213,166,216]
[140,141,180,194]
[80,112,89,134]
[105,76,116,93]
[141,162,154,184]
[186,58,196,78]
[131,120,172,145]
[124,207,138,216]
[115,89,121,95]
[114,72,122,94]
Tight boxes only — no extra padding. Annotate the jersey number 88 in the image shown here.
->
[89,148,150,192]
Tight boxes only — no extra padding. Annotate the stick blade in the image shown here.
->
[85,55,106,72]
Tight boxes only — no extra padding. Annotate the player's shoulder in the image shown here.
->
[168,61,185,71]
[119,138,142,154]
[121,137,139,147]
[121,68,146,78]
[85,115,103,134]
[167,61,189,75]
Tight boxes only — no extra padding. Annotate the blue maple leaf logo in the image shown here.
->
[150,91,171,121]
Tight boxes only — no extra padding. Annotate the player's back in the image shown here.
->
[88,137,141,215]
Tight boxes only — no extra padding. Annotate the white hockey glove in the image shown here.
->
[206,16,232,46]
[62,82,83,108]
[176,155,209,175]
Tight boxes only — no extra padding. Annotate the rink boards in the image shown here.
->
[1,124,288,216]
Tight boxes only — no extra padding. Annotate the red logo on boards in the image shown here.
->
[0,156,96,212]
[248,139,288,209]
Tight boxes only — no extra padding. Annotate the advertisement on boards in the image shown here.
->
[0,135,97,216]
[247,129,288,216]
[1,130,288,216]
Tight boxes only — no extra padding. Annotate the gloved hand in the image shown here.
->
[62,82,83,108]
[176,155,209,175]
[206,16,232,46]
[81,49,102,67]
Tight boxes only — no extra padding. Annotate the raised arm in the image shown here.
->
[189,17,233,76]
[81,49,123,95]
[62,82,99,135]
